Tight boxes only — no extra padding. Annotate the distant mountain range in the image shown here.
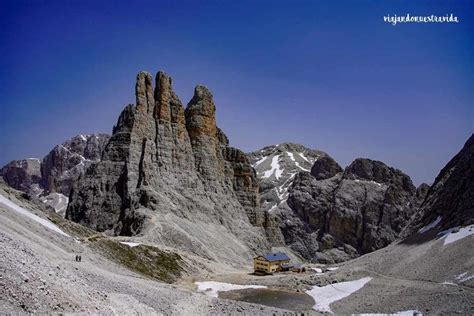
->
[0,134,109,216]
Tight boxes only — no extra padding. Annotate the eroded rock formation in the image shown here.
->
[66,71,267,265]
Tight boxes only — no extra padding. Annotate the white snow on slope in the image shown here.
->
[253,156,267,168]
[306,277,372,313]
[455,272,474,283]
[262,155,283,179]
[0,193,70,237]
[120,242,141,248]
[40,192,69,214]
[418,216,442,234]
[287,152,310,172]
[354,310,422,316]
[354,179,383,187]
[298,152,310,163]
[195,281,267,298]
[296,163,310,172]
[276,172,296,200]
[437,224,474,245]
[268,204,278,213]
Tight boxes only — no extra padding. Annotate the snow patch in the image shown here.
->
[40,193,69,214]
[326,267,339,271]
[195,281,267,298]
[418,216,442,234]
[120,242,141,248]
[79,134,87,141]
[0,193,70,237]
[455,272,474,283]
[298,152,310,163]
[262,155,283,179]
[312,268,323,273]
[287,152,310,171]
[354,311,422,316]
[354,179,383,187]
[268,204,278,213]
[295,162,310,172]
[253,156,268,168]
[306,277,372,313]
[441,225,474,245]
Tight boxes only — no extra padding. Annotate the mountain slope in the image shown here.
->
[406,133,474,236]
[0,184,287,315]
[326,135,474,313]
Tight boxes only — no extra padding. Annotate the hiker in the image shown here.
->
[75,255,78,262]
[79,255,82,262]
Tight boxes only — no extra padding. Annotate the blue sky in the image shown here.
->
[1,0,472,185]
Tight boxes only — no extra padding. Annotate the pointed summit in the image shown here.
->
[135,71,154,115]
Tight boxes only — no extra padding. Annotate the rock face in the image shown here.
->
[286,157,419,262]
[250,142,423,263]
[0,158,42,194]
[248,143,326,245]
[41,134,110,195]
[66,71,268,265]
[0,134,110,215]
[408,134,474,235]
[310,155,343,180]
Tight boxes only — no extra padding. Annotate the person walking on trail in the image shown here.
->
[75,255,78,262]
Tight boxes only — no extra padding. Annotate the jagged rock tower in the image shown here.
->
[66,71,268,264]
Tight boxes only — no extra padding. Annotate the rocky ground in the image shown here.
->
[0,186,296,315]
[190,232,473,314]
[1,182,473,314]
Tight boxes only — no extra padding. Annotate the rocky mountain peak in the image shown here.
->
[0,134,110,216]
[408,134,474,234]
[253,149,421,263]
[249,143,326,213]
[65,70,268,265]
[155,71,177,122]
[41,134,111,195]
[310,155,342,180]
[344,158,415,194]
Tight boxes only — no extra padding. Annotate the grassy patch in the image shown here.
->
[48,212,184,283]
[91,239,184,283]
[46,212,97,239]
[0,183,184,284]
